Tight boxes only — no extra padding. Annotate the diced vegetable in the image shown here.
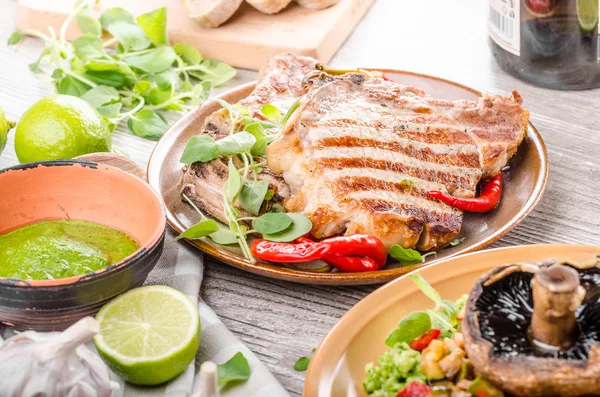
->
[438,349,465,378]
[409,329,441,351]
[420,340,446,380]
[467,377,505,397]
[395,381,431,397]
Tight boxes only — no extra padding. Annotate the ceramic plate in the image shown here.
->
[304,244,600,396]
[147,70,549,285]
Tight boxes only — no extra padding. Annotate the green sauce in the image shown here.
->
[0,220,140,280]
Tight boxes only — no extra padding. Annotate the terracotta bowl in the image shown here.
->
[0,160,166,331]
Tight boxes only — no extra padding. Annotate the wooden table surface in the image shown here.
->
[1,0,600,395]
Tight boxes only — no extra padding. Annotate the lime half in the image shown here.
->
[577,0,599,32]
[94,286,201,386]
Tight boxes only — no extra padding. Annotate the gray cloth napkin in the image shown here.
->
[0,229,290,397]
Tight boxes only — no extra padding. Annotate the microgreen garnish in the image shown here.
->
[385,275,468,348]
[173,219,218,242]
[8,1,235,140]
[177,98,309,261]
[449,237,466,247]
[293,348,316,371]
[217,352,251,388]
[390,245,436,266]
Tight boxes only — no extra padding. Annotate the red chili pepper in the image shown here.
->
[296,237,383,272]
[251,239,328,263]
[408,329,441,351]
[428,173,503,213]
[396,381,431,397]
[251,235,387,271]
[476,393,489,397]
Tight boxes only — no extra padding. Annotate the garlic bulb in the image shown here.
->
[0,317,117,397]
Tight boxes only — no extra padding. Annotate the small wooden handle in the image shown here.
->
[75,153,147,182]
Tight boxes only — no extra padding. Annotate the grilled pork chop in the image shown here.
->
[180,53,317,223]
[266,73,530,250]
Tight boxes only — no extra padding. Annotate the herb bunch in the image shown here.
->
[177,99,311,262]
[8,1,236,140]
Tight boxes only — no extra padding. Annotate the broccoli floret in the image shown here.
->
[363,343,425,397]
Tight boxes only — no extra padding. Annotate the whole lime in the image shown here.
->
[0,106,15,155]
[15,95,111,163]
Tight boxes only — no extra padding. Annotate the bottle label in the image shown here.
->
[489,0,521,56]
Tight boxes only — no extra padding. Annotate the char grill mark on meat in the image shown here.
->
[179,53,317,223]
[266,74,529,251]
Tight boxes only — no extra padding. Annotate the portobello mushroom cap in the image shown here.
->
[462,259,600,397]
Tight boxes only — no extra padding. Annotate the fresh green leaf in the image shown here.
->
[281,96,303,126]
[216,132,256,156]
[261,104,281,123]
[155,69,176,89]
[410,274,441,306]
[239,179,269,215]
[449,237,465,247]
[180,135,219,163]
[264,189,275,201]
[81,85,120,108]
[217,352,251,388]
[136,7,168,46]
[189,59,236,86]
[7,31,23,46]
[125,46,176,73]
[55,75,91,96]
[293,356,311,371]
[72,34,105,62]
[261,213,312,242]
[209,226,239,245]
[190,80,212,106]
[390,245,424,266]
[133,80,153,95]
[173,43,202,65]
[244,122,268,156]
[29,47,51,72]
[268,204,285,213]
[385,311,431,347]
[146,86,171,105]
[252,213,293,235]
[174,219,218,241]
[97,102,122,118]
[84,59,120,71]
[426,309,455,338]
[226,159,242,201]
[100,7,134,30]
[84,65,137,88]
[107,21,151,51]
[51,69,64,80]
[76,13,102,37]
[127,109,168,140]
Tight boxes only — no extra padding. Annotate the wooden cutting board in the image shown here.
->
[15,0,375,70]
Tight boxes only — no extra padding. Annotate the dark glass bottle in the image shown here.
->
[489,0,600,90]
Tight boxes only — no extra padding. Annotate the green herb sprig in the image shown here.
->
[217,352,251,388]
[389,245,436,266]
[8,1,235,140]
[385,274,467,347]
[293,348,316,371]
[177,99,309,261]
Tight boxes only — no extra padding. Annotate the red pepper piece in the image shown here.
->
[396,381,431,397]
[317,235,387,267]
[408,329,441,351]
[476,393,489,397]
[428,173,503,213]
[296,237,382,272]
[251,239,329,263]
[252,235,387,270]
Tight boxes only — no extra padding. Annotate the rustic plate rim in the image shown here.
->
[147,70,549,285]
[303,244,600,396]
